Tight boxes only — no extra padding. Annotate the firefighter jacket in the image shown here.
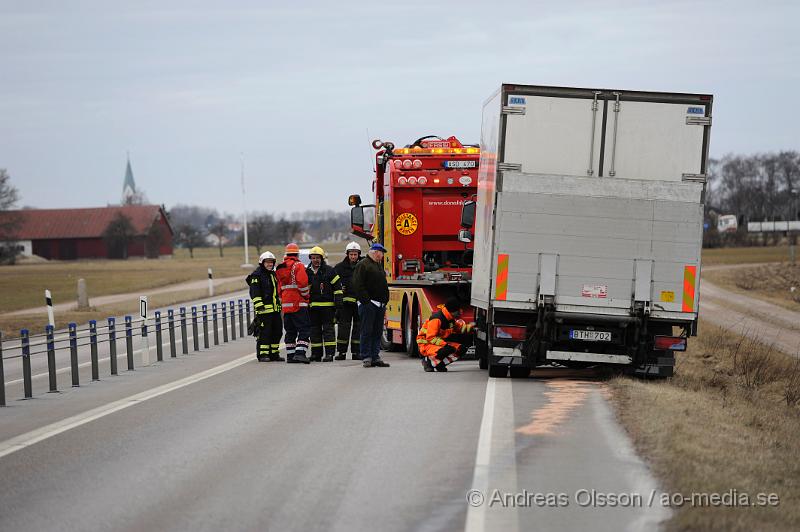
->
[351,256,389,305]
[275,256,310,314]
[333,257,362,304]
[306,261,343,308]
[246,265,281,315]
[416,305,474,354]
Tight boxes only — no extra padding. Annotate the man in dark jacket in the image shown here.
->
[333,242,363,360]
[306,246,343,362]
[351,243,391,368]
[247,251,285,362]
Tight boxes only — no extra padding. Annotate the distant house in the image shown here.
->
[0,205,173,260]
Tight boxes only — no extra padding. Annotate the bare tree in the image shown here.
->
[145,223,165,259]
[175,223,206,258]
[103,213,135,259]
[249,214,275,254]
[0,169,22,264]
[208,221,227,257]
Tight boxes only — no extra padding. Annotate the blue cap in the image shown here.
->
[369,243,387,253]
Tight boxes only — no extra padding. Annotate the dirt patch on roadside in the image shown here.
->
[610,321,800,531]
[704,263,800,311]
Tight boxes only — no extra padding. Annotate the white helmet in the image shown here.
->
[345,242,361,253]
[259,251,276,263]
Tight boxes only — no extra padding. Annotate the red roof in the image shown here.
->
[1,205,173,240]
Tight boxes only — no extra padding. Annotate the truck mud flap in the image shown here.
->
[632,356,674,378]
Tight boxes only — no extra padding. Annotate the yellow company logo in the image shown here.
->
[395,212,418,236]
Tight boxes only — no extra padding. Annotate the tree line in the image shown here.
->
[706,151,800,246]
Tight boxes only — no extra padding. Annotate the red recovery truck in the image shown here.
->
[348,135,479,356]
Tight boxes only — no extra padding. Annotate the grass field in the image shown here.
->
[701,245,794,266]
[610,321,800,531]
[0,244,345,315]
[703,263,800,311]
[0,280,246,338]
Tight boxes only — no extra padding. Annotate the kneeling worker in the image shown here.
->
[247,251,285,362]
[417,297,474,372]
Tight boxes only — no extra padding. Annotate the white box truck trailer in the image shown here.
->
[460,84,712,378]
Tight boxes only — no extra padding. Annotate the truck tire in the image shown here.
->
[380,323,401,352]
[509,367,531,379]
[476,338,488,370]
[404,302,420,357]
[488,363,508,378]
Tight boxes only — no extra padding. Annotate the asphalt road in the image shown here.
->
[0,331,668,532]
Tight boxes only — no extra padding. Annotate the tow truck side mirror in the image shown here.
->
[351,204,376,240]
[460,200,476,229]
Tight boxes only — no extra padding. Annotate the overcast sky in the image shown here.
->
[1,0,798,215]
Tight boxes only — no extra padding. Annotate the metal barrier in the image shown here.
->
[0,293,255,405]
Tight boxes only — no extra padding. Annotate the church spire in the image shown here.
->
[122,152,137,204]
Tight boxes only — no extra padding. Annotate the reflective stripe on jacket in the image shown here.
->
[306,261,343,308]
[247,266,281,314]
[275,256,309,314]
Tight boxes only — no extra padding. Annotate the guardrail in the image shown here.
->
[0,298,252,406]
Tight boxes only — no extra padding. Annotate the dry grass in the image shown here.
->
[701,246,793,266]
[704,263,800,311]
[0,280,246,339]
[610,321,800,531]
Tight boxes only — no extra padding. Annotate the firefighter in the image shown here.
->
[306,246,342,362]
[247,251,285,362]
[334,242,363,360]
[275,242,311,364]
[417,297,475,372]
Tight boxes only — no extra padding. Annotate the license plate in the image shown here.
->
[570,330,611,342]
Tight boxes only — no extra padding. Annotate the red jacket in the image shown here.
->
[275,256,310,313]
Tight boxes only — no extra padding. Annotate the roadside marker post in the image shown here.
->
[212,303,219,346]
[191,306,199,352]
[180,307,188,355]
[168,309,177,358]
[125,316,134,371]
[208,267,214,297]
[89,320,99,381]
[222,302,229,343]
[0,331,6,406]
[45,289,55,328]
[108,318,118,376]
[155,311,163,362]
[238,299,245,338]
[229,300,237,341]
[21,329,32,399]
[140,296,150,366]
[202,305,209,349]
[69,323,79,387]
[46,325,57,393]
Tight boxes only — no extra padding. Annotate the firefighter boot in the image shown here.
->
[323,354,333,362]
[422,357,434,372]
[334,353,346,361]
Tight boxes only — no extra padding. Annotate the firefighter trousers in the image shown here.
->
[257,312,283,359]
[283,309,311,361]
[310,306,337,359]
[336,302,360,355]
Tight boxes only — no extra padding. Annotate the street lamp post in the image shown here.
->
[241,153,253,269]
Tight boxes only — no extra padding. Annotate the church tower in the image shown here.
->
[122,153,137,204]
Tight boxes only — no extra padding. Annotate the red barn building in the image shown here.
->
[1,205,173,260]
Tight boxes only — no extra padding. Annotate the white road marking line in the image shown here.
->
[0,352,255,460]
[465,378,496,532]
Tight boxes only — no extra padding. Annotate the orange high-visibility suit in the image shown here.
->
[417,304,474,369]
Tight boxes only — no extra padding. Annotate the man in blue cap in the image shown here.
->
[350,242,391,368]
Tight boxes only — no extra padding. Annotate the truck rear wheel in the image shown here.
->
[380,323,401,352]
[488,363,508,378]
[476,338,488,370]
[404,302,420,357]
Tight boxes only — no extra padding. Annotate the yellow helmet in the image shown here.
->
[309,246,325,258]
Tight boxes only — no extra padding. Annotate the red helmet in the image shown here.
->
[285,242,300,254]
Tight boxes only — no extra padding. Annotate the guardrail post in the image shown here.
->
[125,316,134,370]
[69,323,79,387]
[202,305,209,349]
[222,302,229,343]
[155,311,163,362]
[21,329,32,398]
[46,325,57,393]
[180,307,188,355]
[245,300,251,331]
[0,331,6,406]
[229,300,237,341]
[212,303,219,345]
[89,320,99,381]
[108,318,118,375]
[191,306,199,352]
[238,299,245,338]
[168,309,176,358]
